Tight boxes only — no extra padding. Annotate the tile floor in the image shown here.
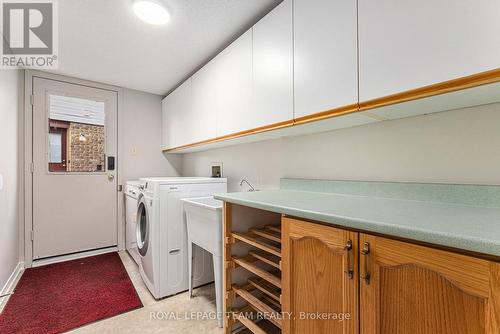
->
[69,251,223,334]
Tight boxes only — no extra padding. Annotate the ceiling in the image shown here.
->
[53,0,279,95]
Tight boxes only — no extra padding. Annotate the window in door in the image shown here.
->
[48,94,106,172]
[48,120,69,172]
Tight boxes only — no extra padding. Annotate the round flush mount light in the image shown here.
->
[133,1,170,25]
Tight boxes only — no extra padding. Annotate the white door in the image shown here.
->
[32,77,118,259]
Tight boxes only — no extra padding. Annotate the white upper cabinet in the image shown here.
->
[252,0,293,126]
[161,79,192,149]
[216,30,253,137]
[191,59,218,143]
[293,0,358,119]
[161,97,169,149]
[359,0,500,102]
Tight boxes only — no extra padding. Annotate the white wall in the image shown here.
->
[119,88,181,249]
[182,103,500,191]
[0,71,23,291]
[122,88,182,181]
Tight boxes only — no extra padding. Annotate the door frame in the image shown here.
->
[23,70,124,267]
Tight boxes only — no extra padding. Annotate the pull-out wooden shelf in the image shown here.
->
[234,311,267,334]
[249,228,281,243]
[232,305,281,334]
[224,203,282,333]
[233,256,281,288]
[248,250,281,270]
[264,225,281,234]
[232,232,281,257]
[233,285,282,329]
[248,277,281,303]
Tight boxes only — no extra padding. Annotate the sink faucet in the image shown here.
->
[239,179,256,192]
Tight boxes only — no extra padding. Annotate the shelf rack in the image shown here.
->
[224,202,282,334]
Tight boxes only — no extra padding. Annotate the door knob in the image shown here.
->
[108,173,115,181]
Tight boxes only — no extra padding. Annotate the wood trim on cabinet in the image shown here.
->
[163,68,500,153]
[292,103,359,125]
[163,119,294,153]
[223,202,233,334]
[359,67,500,111]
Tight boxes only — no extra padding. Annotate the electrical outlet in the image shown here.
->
[210,162,223,178]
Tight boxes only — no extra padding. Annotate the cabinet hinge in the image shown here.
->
[30,230,34,241]
[29,162,34,173]
[29,94,34,106]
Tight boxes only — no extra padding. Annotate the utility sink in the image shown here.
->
[182,196,224,328]
[182,197,223,256]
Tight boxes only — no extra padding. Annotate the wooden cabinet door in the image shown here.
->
[293,0,358,119]
[358,0,500,101]
[360,234,500,333]
[282,217,358,334]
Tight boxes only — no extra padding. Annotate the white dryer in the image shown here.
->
[136,177,227,299]
[125,180,141,264]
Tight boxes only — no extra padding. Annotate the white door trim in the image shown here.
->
[24,70,125,268]
[0,262,24,312]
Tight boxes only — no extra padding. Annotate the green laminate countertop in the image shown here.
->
[214,190,500,258]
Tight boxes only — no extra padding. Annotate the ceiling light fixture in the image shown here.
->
[133,1,170,25]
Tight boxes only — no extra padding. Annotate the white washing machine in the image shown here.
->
[125,181,141,264]
[136,177,227,299]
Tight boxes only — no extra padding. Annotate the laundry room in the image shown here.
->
[1,0,500,333]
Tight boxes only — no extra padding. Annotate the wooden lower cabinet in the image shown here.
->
[360,233,500,334]
[282,217,359,333]
[281,217,500,334]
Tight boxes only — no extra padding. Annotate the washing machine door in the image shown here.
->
[136,196,150,257]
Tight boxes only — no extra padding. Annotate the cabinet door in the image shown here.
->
[252,0,293,127]
[360,234,500,333]
[216,30,253,137]
[282,217,358,334]
[293,0,358,119]
[161,97,169,149]
[191,60,218,143]
[359,0,500,101]
[161,79,193,149]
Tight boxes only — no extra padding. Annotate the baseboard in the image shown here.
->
[32,246,118,268]
[0,261,25,312]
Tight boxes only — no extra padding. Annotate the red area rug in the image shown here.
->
[0,252,142,334]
